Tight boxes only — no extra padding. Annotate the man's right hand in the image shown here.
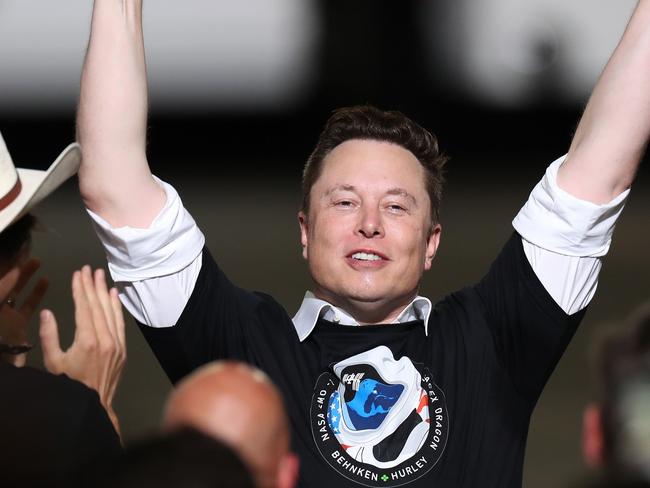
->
[39,266,126,436]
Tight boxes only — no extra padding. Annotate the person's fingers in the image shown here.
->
[0,267,20,302]
[18,277,49,319]
[72,269,94,344]
[12,258,41,296]
[11,352,27,368]
[109,287,126,385]
[80,266,113,354]
[104,287,126,407]
[39,309,63,374]
[110,287,126,353]
[94,268,118,343]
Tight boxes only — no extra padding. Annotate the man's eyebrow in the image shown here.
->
[322,184,357,198]
[321,185,419,206]
[386,188,418,207]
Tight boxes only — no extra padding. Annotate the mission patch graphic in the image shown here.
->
[310,346,448,486]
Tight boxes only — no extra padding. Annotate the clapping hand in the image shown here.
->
[39,266,126,436]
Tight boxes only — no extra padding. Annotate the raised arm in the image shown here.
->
[77,0,165,228]
[559,0,650,203]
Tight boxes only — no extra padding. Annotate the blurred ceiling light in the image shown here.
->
[0,0,319,114]
[420,0,636,107]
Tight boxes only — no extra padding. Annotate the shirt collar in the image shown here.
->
[291,291,432,342]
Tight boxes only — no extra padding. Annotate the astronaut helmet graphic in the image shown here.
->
[327,346,431,469]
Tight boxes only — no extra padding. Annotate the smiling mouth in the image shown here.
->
[350,252,383,262]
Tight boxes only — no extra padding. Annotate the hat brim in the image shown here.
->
[0,143,81,234]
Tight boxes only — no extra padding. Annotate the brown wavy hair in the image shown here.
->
[301,105,447,228]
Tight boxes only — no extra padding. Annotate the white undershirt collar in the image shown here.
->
[291,291,433,342]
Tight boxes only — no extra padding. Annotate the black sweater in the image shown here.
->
[140,233,584,488]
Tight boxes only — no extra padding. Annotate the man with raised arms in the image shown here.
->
[76,1,647,487]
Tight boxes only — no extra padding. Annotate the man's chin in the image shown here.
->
[341,292,406,317]
[345,293,386,304]
[314,286,385,306]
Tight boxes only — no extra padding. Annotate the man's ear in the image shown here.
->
[583,403,604,468]
[298,211,309,260]
[424,223,442,271]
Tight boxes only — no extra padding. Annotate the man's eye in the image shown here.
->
[335,200,354,207]
[387,204,406,212]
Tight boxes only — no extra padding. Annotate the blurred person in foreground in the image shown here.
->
[100,428,255,488]
[0,132,125,486]
[162,361,299,488]
[578,304,650,487]
[76,0,647,487]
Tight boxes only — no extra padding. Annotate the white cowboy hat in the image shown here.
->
[0,131,80,234]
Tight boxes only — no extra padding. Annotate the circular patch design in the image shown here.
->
[310,347,448,487]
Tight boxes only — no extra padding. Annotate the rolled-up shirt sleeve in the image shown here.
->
[513,155,629,314]
[86,177,204,327]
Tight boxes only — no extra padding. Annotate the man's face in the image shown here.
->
[299,139,441,323]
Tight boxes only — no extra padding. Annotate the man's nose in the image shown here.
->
[357,207,384,238]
